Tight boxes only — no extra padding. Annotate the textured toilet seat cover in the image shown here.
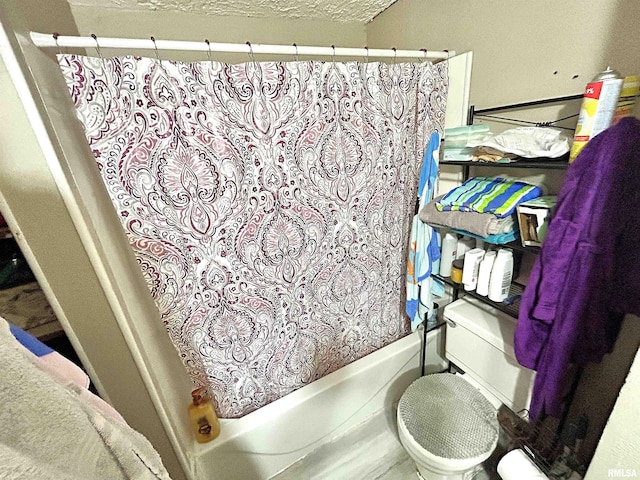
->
[398,373,499,459]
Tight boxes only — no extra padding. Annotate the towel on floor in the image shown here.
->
[436,176,543,218]
[0,316,171,480]
[406,132,441,332]
[420,195,515,238]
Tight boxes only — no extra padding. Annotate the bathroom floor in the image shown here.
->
[273,407,503,480]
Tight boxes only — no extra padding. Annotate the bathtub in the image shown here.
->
[187,328,446,479]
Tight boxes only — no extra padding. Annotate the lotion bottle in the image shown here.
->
[476,250,497,297]
[488,249,513,303]
[462,248,485,291]
[439,231,458,277]
[189,387,220,443]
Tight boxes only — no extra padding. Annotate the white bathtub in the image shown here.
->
[187,328,446,479]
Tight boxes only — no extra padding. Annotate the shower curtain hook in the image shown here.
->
[292,43,299,62]
[205,39,213,67]
[420,48,428,63]
[331,45,336,64]
[363,46,369,64]
[392,47,397,65]
[150,36,161,64]
[53,32,62,55]
[246,41,257,65]
[90,33,104,62]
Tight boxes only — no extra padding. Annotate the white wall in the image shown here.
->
[367,0,640,109]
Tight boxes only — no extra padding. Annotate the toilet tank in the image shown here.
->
[443,297,535,414]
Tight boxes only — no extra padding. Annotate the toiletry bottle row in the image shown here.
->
[434,230,514,303]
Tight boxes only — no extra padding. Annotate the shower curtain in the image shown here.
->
[59,54,448,418]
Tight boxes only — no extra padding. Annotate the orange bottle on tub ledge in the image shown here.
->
[188,387,220,443]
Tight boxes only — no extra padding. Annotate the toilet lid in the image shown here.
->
[398,373,499,460]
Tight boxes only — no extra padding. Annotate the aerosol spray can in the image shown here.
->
[569,67,624,162]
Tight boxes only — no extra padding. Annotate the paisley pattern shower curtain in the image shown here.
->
[59,54,448,418]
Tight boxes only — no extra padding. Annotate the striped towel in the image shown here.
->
[436,177,543,218]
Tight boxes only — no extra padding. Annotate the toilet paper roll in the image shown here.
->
[497,449,549,480]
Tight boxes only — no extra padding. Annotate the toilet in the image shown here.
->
[397,297,536,480]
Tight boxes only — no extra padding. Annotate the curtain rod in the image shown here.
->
[30,32,454,60]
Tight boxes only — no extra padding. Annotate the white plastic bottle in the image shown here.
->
[439,231,458,277]
[456,236,475,259]
[488,249,514,303]
[476,250,497,297]
[462,248,485,291]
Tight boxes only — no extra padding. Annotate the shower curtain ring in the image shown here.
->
[331,44,336,64]
[363,46,369,64]
[53,32,62,55]
[150,36,161,64]
[392,47,397,65]
[293,43,299,62]
[90,33,104,62]
[246,41,256,65]
[420,48,427,63]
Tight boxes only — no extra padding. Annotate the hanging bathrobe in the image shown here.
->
[515,117,640,420]
[406,131,441,331]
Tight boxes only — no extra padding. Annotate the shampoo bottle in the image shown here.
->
[439,231,458,277]
[189,387,220,443]
[476,250,497,297]
[488,249,514,303]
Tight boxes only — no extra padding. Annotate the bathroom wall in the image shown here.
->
[367,0,640,109]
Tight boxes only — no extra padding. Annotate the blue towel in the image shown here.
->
[406,132,441,332]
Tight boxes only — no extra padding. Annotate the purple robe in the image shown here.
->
[515,117,640,420]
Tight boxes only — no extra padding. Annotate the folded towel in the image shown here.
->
[436,177,543,218]
[449,228,519,245]
[443,147,475,161]
[420,195,515,237]
[472,146,518,163]
[444,124,491,147]
[0,316,170,480]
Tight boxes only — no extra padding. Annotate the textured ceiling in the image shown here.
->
[67,0,398,23]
